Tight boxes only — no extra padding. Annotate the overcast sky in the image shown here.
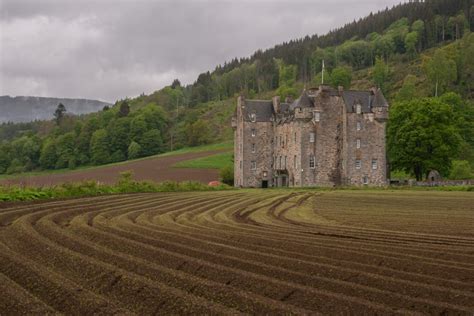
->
[0,0,403,102]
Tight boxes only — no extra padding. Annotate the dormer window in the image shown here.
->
[250,113,256,122]
[356,104,362,114]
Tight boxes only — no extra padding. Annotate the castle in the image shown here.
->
[232,85,389,187]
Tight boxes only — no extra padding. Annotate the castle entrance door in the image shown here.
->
[261,180,268,188]
[276,170,289,187]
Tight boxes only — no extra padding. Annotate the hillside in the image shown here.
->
[0,0,473,180]
[0,96,111,123]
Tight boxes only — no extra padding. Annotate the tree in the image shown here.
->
[54,132,75,169]
[404,32,419,59]
[107,117,130,158]
[329,67,352,89]
[423,49,457,96]
[140,129,163,156]
[127,141,142,160]
[90,129,110,165]
[396,75,417,102]
[0,144,10,174]
[171,79,181,89]
[185,119,210,147]
[54,103,66,125]
[118,100,130,117]
[411,19,425,51]
[372,57,389,93]
[388,97,461,181]
[449,160,472,180]
[39,138,57,169]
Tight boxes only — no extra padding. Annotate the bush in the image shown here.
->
[220,165,234,186]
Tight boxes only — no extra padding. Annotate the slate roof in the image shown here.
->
[372,88,389,107]
[289,92,313,111]
[243,100,274,122]
[342,91,373,113]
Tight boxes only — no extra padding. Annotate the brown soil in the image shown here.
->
[0,150,224,187]
[0,190,473,314]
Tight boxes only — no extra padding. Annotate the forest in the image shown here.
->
[0,0,473,180]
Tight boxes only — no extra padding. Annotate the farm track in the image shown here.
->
[0,190,473,314]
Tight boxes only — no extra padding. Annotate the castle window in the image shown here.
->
[355,160,361,169]
[310,132,315,143]
[251,143,256,153]
[356,104,362,114]
[363,175,369,184]
[294,155,297,169]
[251,161,256,170]
[240,160,242,169]
[284,156,287,169]
[250,113,256,122]
[294,132,297,142]
[313,111,320,122]
[309,155,315,169]
[279,156,282,169]
[356,139,361,149]
[357,122,361,131]
[251,129,256,137]
[372,159,378,170]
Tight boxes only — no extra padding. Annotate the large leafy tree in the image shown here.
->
[388,97,461,181]
[423,49,457,97]
[329,67,352,89]
[90,129,110,165]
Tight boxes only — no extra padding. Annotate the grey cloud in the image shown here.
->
[0,0,402,102]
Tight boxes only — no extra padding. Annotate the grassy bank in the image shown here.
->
[173,152,233,169]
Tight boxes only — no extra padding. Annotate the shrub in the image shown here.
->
[220,165,234,186]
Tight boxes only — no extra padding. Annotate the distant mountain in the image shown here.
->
[0,96,111,123]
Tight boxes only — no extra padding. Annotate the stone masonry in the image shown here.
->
[232,85,389,187]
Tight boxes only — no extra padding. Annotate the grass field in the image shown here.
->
[0,189,473,314]
[173,152,233,169]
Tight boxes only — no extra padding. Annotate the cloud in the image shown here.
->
[0,0,402,102]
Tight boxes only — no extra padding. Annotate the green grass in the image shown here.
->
[0,141,233,180]
[173,152,233,169]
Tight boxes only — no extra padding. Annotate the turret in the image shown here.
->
[372,88,389,122]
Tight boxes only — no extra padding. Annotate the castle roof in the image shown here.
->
[342,91,373,113]
[243,100,274,122]
[372,88,389,107]
[290,91,313,111]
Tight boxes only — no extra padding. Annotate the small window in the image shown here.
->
[356,104,362,114]
[356,139,361,149]
[284,156,287,169]
[263,171,267,177]
[355,160,361,169]
[372,159,378,170]
[294,132,297,142]
[357,122,361,131]
[251,129,256,137]
[294,155,297,169]
[251,161,256,170]
[310,132,315,143]
[251,143,256,153]
[279,156,282,169]
[250,113,256,122]
[313,111,320,122]
[240,160,242,169]
[309,155,315,169]
[363,175,369,184]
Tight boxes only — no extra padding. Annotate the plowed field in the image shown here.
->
[1,190,473,314]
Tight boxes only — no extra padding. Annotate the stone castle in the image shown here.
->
[232,85,389,187]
